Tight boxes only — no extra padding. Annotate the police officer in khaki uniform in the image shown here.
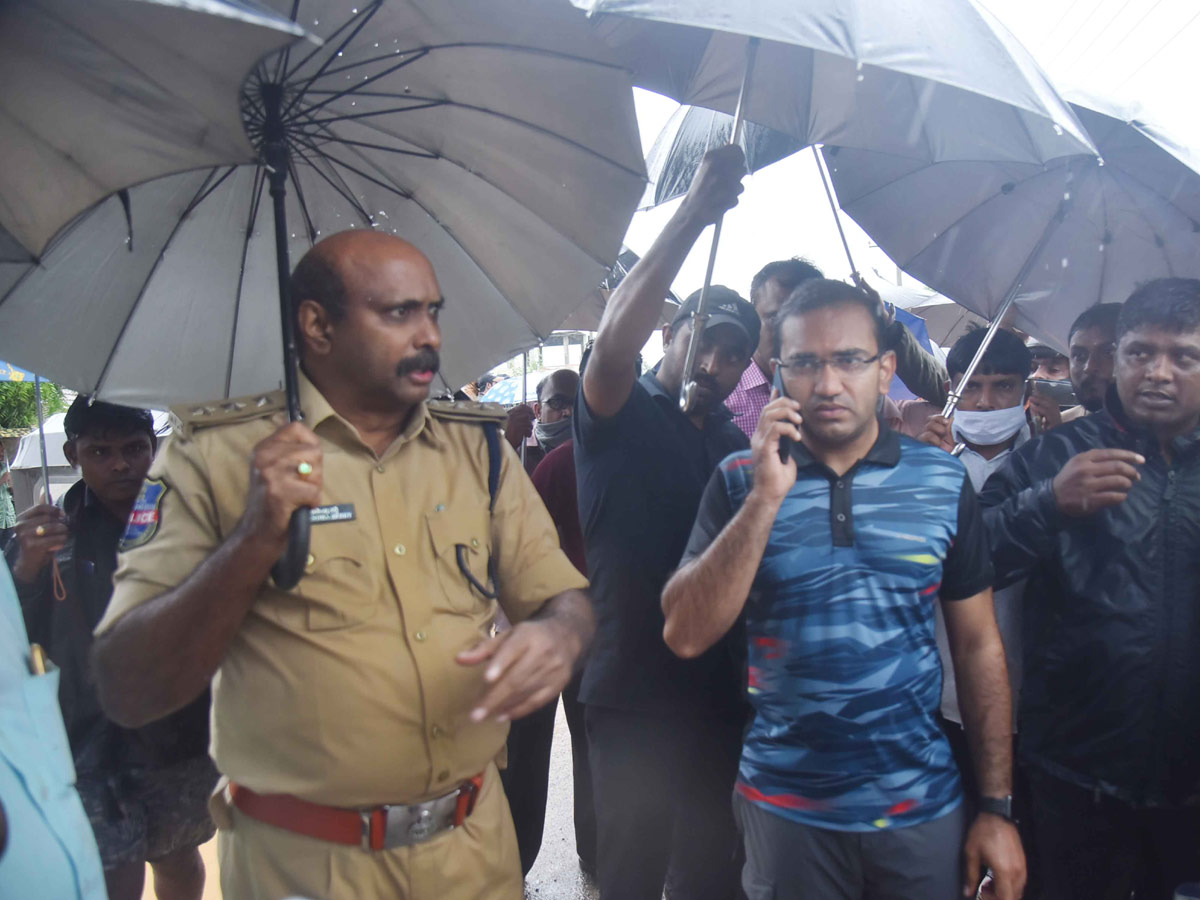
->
[91,230,593,900]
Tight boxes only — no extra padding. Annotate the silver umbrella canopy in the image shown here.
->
[573,0,1093,165]
[573,0,1095,410]
[822,94,1200,352]
[0,0,646,409]
[0,0,307,262]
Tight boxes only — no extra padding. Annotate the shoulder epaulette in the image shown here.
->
[169,391,286,439]
[426,399,508,425]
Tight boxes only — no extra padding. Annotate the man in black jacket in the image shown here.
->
[5,397,217,900]
[979,278,1200,900]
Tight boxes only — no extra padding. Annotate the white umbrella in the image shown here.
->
[0,0,306,261]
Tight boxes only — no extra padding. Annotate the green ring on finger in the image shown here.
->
[297,461,314,478]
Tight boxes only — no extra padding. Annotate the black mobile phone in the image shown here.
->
[773,367,791,464]
[1028,378,1078,408]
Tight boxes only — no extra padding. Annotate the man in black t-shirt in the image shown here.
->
[574,145,757,900]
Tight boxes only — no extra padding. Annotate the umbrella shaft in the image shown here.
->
[679,40,757,412]
[34,377,50,501]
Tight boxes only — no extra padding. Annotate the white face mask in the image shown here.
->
[952,404,1027,446]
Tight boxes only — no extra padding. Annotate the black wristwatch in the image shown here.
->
[978,795,1014,822]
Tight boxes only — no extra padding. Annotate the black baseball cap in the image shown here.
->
[671,285,761,350]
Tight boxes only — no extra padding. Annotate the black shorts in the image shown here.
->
[77,755,219,869]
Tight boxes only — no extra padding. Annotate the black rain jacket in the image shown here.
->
[979,393,1200,806]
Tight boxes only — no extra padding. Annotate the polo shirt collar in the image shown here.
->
[788,417,901,472]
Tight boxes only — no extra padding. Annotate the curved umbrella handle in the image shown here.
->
[271,507,310,590]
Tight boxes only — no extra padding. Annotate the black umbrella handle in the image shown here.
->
[263,80,310,591]
[271,508,310,590]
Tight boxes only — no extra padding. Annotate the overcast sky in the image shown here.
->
[620,0,1200,307]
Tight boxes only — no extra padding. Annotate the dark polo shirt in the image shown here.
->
[574,370,749,714]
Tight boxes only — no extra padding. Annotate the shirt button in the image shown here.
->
[305,553,315,568]
[393,543,406,556]
[376,464,385,474]
[471,538,480,549]
[836,481,844,489]
[415,631,426,642]
[836,513,847,522]
[431,725,442,738]
[437,770,450,782]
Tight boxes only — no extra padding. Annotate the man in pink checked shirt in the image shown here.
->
[726,259,824,439]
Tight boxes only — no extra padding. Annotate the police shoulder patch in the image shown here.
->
[121,479,169,550]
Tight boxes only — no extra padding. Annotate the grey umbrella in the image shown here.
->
[0,0,646,585]
[823,94,1200,449]
[573,0,1094,411]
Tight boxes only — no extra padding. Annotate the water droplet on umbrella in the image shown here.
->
[1064,192,1071,201]
[374,43,379,48]
[855,61,863,71]
[1097,157,1105,166]
[337,51,343,57]
[350,101,356,106]
[351,7,358,13]
[313,18,319,24]
[1053,124,1063,136]
[404,86,411,94]
[856,73,864,82]
[1061,258,1069,268]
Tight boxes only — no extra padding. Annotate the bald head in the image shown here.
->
[292,229,444,412]
[290,230,437,340]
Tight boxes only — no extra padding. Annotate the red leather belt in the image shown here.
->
[229,773,484,851]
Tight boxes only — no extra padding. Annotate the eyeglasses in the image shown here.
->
[773,354,881,379]
[542,395,574,411]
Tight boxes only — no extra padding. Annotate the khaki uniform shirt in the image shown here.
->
[99,375,587,807]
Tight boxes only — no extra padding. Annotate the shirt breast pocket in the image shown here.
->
[270,530,381,631]
[425,510,495,615]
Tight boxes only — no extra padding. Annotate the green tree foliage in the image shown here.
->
[0,382,67,430]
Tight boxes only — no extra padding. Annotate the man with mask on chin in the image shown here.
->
[915,328,1034,882]
[502,369,580,475]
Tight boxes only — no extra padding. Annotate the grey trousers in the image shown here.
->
[734,794,966,900]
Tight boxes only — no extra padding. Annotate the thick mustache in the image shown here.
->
[397,349,439,377]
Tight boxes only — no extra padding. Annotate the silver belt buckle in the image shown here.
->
[372,795,455,850]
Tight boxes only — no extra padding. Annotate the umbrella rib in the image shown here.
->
[297,41,626,85]
[282,1,379,83]
[93,168,223,399]
[226,166,268,397]
[1106,169,1176,275]
[181,166,240,219]
[315,147,545,343]
[282,1,385,119]
[291,101,448,128]
[289,142,377,226]
[301,116,617,271]
[286,50,431,120]
[273,0,302,83]
[290,134,436,160]
[294,109,629,270]
[296,91,643,182]
[287,157,320,241]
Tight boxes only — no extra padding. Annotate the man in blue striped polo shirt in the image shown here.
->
[662,280,1025,900]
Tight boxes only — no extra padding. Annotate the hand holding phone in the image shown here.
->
[772,367,792,464]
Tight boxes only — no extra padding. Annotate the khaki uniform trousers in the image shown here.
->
[216,763,522,900]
